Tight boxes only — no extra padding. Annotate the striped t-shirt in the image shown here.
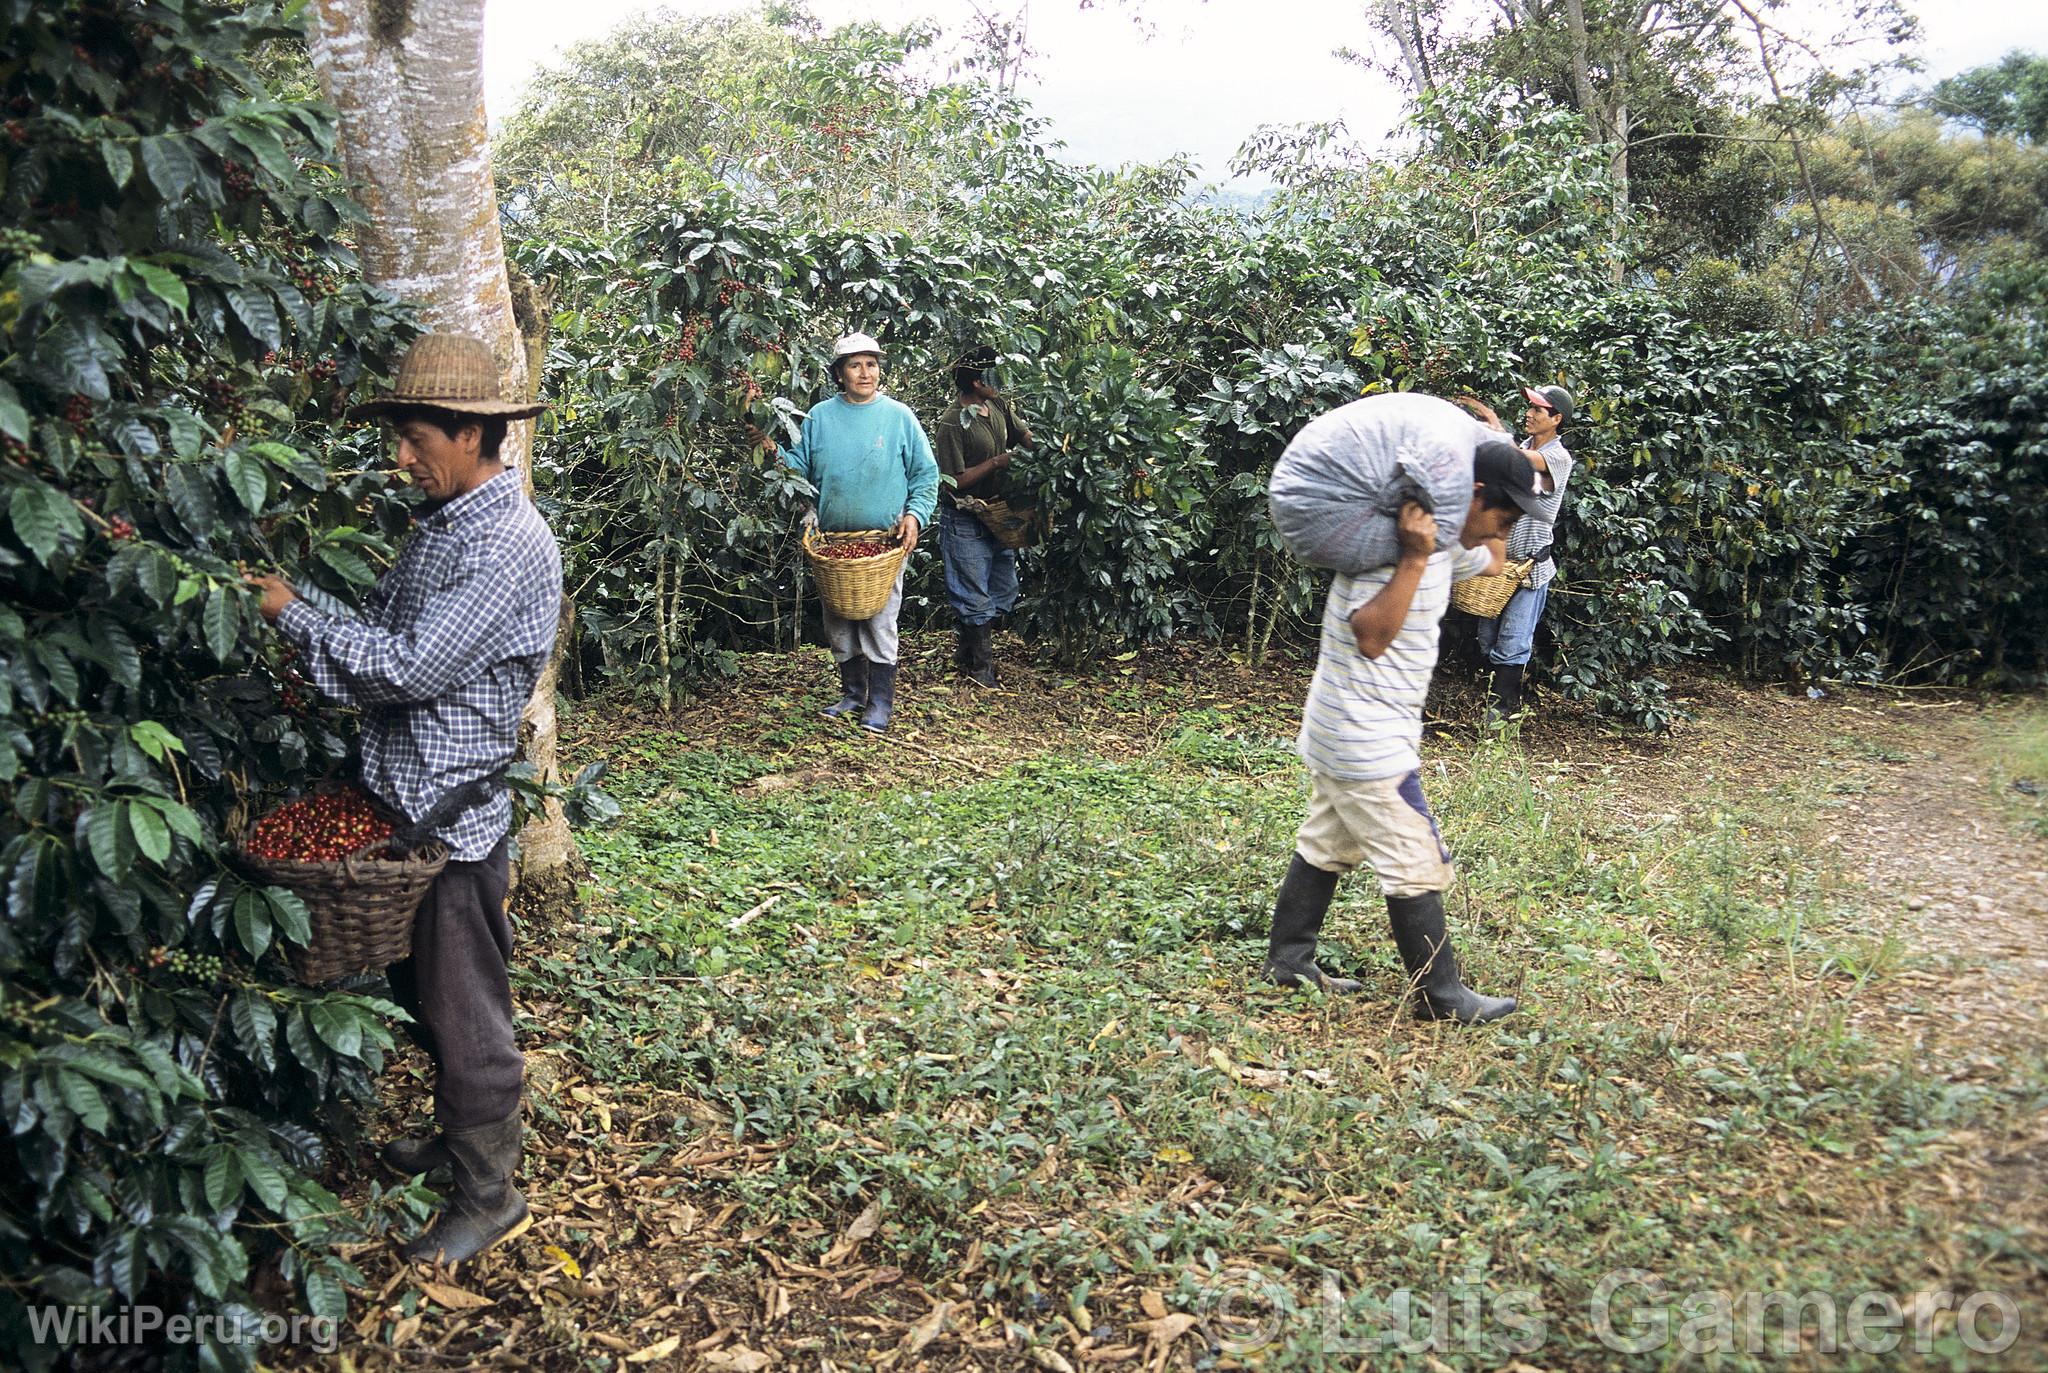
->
[1297,543,1498,782]
[1506,437,1572,591]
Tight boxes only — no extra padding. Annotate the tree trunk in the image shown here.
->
[1562,0,1601,139]
[1562,0,1632,281]
[1372,0,1440,98]
[305,0,578,906]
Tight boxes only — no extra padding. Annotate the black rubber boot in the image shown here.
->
[1485,662,1524,723]
[399,1114,531,1266]
[381,1133,452,1175]
[1262,856,1363,994]
[955,627,974,676]
[1385,892,1517,1024]
[822,656,867,719]
[966,622,997,689]
[860,662,897,733]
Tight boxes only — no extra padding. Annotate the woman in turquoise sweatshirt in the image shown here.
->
[776,332,939,732]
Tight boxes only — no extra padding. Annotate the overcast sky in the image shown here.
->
[481,0,2048,184]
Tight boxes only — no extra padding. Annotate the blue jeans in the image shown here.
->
[939,504,1017,626]
[1473,582,1550,667]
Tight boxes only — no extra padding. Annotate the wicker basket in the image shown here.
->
[237,833,448,986]
[1450,557,1535,619]
[803,526,909,620]
[958,497,1041,551]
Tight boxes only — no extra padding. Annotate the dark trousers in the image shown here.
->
[386,838,522,1130]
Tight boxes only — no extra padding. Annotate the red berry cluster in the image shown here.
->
[62,395,93,434]
[665,314,707,363]
[201,377,245,419]
[717,280,754,307]
[288,264,333,298]
[222,158,255,199]
[819,539,893,560]
[310,356,339,381]
[3,436,31,467]
[243,788,394,864]
[108,516,136,540]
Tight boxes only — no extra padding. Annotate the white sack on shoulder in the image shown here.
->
[1267,392,1495,575]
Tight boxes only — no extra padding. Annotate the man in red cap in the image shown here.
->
[1462,385,1577,719]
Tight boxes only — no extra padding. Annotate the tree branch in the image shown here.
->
[1726,0,1883,317]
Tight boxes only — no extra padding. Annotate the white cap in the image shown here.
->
[832,332,883,363]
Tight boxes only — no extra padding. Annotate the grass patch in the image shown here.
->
[515,682,2048,1370]
[1978,700,2048,839]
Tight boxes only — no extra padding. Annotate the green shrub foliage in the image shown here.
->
[1,2,419,1365]
[528,87,2046,726]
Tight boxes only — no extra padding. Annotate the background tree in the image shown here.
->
[1745,109,2048,326]
[1929,49,2048,144]
[1353,0,1919,280]
[493,5,1045,239]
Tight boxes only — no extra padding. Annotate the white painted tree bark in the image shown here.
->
[306,0,578,902]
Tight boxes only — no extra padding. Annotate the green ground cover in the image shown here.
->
[493,670,2047,1370]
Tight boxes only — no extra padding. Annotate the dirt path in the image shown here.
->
[1516,676,2048,1248]
[1816,703,2048,1229]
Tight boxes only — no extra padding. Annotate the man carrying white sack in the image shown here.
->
[1262,394,1546,1023]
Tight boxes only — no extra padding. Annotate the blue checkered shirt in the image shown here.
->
[277,470,562,860]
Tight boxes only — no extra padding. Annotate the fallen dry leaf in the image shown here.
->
[540,1243,582,1279]
[822,1198,884,1265]
[416,1281,492,1311]
[1139,1291,1168,1321]
[902,1301,953,1357]
[1133,1314,1199,1343]
[702,1348,773,1372]
[1028,1347,1076,1373]
[627,1334,683,1363]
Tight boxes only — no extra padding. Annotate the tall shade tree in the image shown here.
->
[1356,0,1918,289]
[1929,50,2048,145]
[303,0,576,897]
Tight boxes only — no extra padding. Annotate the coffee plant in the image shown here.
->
[525,79,2046,728]
[0,1,423,1365]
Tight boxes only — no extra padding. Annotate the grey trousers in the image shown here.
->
[823,566,905,666]
[386,837,523,1130]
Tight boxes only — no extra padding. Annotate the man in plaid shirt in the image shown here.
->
[248,334,561,1265]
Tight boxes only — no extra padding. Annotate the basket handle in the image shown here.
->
[385,769,507,857]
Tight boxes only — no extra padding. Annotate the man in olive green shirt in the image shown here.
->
[934,345,1032,687]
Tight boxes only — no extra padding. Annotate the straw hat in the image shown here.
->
[346,333,546,423]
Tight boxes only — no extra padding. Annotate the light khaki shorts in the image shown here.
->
[1295,769,1455,897]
